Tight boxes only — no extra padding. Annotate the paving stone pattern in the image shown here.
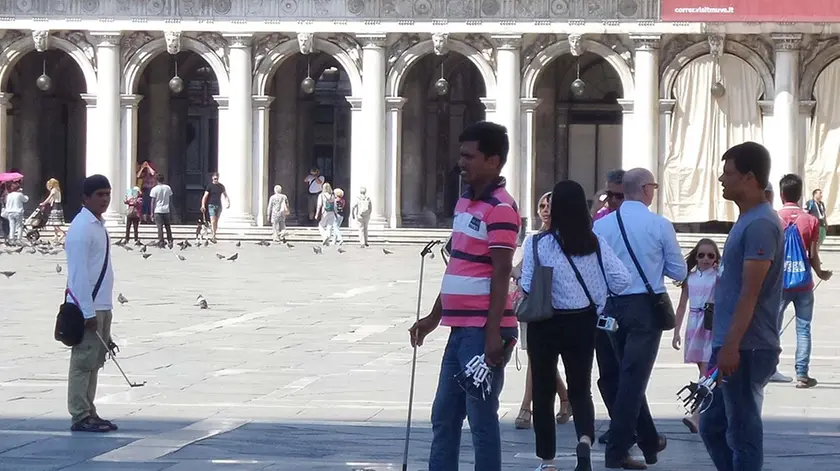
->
[1,241,840,470]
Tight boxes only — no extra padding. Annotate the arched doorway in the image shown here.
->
[135,51,220,224]
[533,51,623,208]
[7,49,86,219]
[399,53,486,227]
[266,52,352,226]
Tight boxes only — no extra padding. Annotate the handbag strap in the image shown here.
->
[552,232,596,308]
[615,207,656,297]
[66,225,110,305]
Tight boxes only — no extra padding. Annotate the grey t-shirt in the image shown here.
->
[713,202,783,351]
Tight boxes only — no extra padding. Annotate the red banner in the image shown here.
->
[661,0,840,22]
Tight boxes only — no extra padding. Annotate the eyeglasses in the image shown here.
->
[606,191,624,200]
[538,203,549,210]
[697,252,716,260]
[644,183,660,190]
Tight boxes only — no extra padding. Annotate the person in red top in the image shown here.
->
[776,174,832,388]
[409,121,520,471]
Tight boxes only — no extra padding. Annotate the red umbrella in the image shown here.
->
[0,172,23,183]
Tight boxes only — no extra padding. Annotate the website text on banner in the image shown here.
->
[661,0,840,22]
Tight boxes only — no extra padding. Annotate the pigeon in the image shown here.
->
[286,243,294,249]
[142,253,152,259]
[338,247,346,254]
[10,246,22,254]
[227,253,238,261]
[140,245,147,253]
[0,271,15,278]
[204,240,210,247]
[122,245,134,251]
[49,249,63,256]
[312,246,322,255]
[195,295,208,309]
[175,254,186,261]
[27,248,36,254]
[55,264,62,273]
[117,293,129,304]
[382,248,393,255]
[235,241,241,247]
[114,239,125,246]
[215,253,226,260]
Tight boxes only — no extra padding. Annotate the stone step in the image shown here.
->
[38,224,840,251]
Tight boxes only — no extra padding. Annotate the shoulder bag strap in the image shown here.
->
[615,208,656,297]
[91,229,110,301]
[553,232,596,307]
[593,240,616,297]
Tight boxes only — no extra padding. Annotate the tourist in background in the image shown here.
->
[150,174,174,249]
[333,188,346,246]
[315,182,337,246]
[351,186,372,248]
[3,180,28,243]
[39,178,65,241]
[201,172,229,242]
[123,187,142,244]
[305,167,325,225]
[267,184,290,242]
[805,188,827,245]
[593,169,625,222]
[513,191,572,431]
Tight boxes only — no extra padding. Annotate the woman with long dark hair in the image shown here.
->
[520,180,631,471]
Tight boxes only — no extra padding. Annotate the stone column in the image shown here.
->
[120,94,143,202]
[771,34,802,195]
[618,99,635,169]
[346,95,365,210]
[91,33,122,219]
[480,98,496,127]
[252,95,274,226]
[385,97,406,228]
[220,34,254,226]
[629,35,660,174]
[81,93,98,174]
[520,97,541,230]
[356,34,388,226]
[492,35,522,205]
[0,92,11,172]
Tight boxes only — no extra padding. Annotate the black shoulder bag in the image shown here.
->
[54,235,110,347]
[615,208,676,331]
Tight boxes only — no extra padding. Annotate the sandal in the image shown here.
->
[535,465,558,470]
[556,400,572,425]
[92,415,119,431]
[515,408,532,429]
[70,417,111,433]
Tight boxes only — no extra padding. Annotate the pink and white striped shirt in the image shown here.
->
[440,178,521,328]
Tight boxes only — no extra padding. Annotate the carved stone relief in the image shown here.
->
[521,34,557,72]
[195,32,228,70]
[324,33,362,72]
[121,31,155,67]
[603,34,634,72]
[0,30,24,52]
[56,31,96,70]
[732,34,774,73]
[387,33,421,72]
[164,30,181,55]
[32,30,50,52]
[462,33,495,68]
[801,34,840,77]
[708,34,725,58]
[568,33,583,56]
[297,32,314,55]
[659,34,703,76]
[253,33,291,73]
[432,32,449,56]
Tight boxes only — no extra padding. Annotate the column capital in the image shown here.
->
[120,94,143,107]
[758,100,774,115]
[386,96,406,111]
[0,92,13,107]
[252,95,275,110]
[771,33,802,51]
[223,34,253,48]
[480,97,496,112]
[617,98,633,113]
[80,93,97,107]
[630,35,661,51]
[490,34,522,50]
[659,98,676,113]
[213,95,229,109]
[520,97,541,111]
[356,34,388,49]
[800,100,816,114]
[346,96,363,111]
[89,32,122,47]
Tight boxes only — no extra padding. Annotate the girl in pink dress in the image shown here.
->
[672,238,720,433]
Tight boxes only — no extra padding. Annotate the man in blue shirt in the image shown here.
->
[700,142,782,471]
[594,168,687,469]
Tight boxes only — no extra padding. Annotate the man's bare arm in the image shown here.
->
[724,260,771,348]
[487,247,514,334]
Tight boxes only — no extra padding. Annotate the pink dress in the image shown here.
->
[683,268,717,364]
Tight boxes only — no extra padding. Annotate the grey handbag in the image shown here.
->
[515,233,555,322]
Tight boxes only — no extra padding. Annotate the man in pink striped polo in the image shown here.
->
[409,121,520,471]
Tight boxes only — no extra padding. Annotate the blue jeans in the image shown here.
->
[429,326,517,471]
[779,290,814,377]
[700,348,778,471]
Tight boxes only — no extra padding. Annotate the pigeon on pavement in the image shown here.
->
[142,253,152,259]
[313,246,322,254]
[215,253,226,260]
[195,295,208,309]
[227,253,238,261]
[0,271,15,278]
[175,254,186,261]
[383,248,393,255]
[236,241,241,247]
[55,264,62,273]
[338,247,346,254]
[117,293,129,304]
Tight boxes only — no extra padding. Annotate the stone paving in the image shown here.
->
[1,240,840,470]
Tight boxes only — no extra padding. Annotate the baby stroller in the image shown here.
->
[22,205,49,241]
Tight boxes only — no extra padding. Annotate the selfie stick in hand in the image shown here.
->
[402,239,441,471]
[95,331,146,388]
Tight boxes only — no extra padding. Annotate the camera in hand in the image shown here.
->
[596,315,618,332]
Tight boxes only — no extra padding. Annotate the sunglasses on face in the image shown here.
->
[606,191,624,200]
[697,252,716,260]
[538,203,549,210]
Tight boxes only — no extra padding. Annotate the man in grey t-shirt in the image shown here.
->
[700,142,782,471]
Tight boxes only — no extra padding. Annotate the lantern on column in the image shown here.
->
[169,60,184,93]
[570,62,585,98]
[435,62,449,96]
[301,56,315,94]
[36,59,51,91]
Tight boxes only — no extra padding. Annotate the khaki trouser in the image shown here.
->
[68,310,112,424]
[357,214,370,246]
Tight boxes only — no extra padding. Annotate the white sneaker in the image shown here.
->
[535,465,557,470]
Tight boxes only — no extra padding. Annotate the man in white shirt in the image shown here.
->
[65,174,118,433]
[304,167,325,224]
[150,174,174,249]
[594,168,687,469]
